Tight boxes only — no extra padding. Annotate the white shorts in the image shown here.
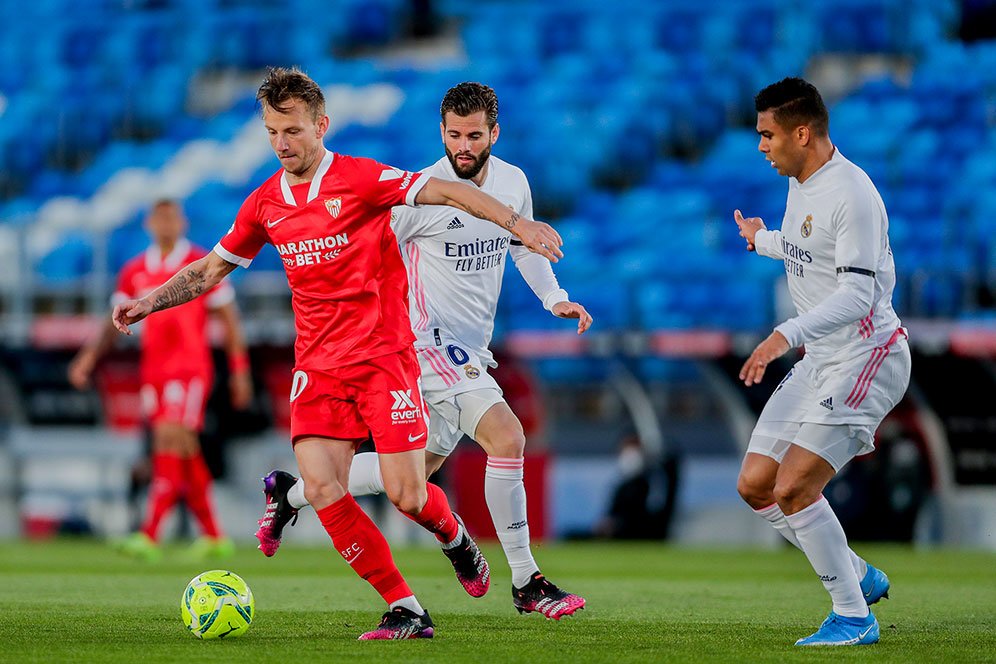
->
[414,342,505,458]
[748,331,911,472]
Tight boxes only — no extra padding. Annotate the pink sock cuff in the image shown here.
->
[753,503,786,524]
[486,456,524,479]
[486,456,524,468]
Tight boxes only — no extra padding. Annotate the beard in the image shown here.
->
[445,143,491,180]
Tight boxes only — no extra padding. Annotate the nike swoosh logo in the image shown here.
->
[267,215,288,228]
[345,550,363,565]
[408,432,426,442]
[858,625,874,640]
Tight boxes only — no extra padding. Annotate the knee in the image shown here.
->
[772,477,817,513]
[387,483,427,516]
[487,431,526,459]
[303,477,345,509]
[737,472,773,510]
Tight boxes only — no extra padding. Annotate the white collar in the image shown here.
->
[280,149,335,206]
[145,238,190,272]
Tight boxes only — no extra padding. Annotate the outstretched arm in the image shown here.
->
[112,251,238,335]
[510,244,593,334]
[415,177,564,262]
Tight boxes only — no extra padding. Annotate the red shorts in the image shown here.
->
[140,374,212,432]
[289,349,429,454]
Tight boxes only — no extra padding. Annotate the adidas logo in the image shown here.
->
[820,396,834,410]
[446,217,464,230]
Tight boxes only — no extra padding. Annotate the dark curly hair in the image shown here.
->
[440,82,498,129]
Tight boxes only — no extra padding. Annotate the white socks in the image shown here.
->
[754,502,867,580]
[285,452,385,509]
[485,456,539,588]
[389,595,425,616]
[784,496,868,618]
[287,477,308,509]
[347,452,386,497]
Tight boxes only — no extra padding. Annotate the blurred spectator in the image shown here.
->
[595,431,680,540]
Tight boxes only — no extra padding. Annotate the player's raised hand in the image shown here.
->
[112,298,153,335]
[739,330,790,386]
[734,209,765,252]
[514,218,564,263]
[552,301,593,334]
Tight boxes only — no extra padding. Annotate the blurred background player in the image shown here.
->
[733,78,911,647]
[111,67,565,640]
[68,199,252,561]
[257,82,591,620]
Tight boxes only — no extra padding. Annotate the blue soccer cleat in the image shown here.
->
[795,611,880,646]
[860,564,890,605]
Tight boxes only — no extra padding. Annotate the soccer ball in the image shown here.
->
[181,570,254,639]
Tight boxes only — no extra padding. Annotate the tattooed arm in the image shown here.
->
[111,252,239,335]
[415,177,564,262]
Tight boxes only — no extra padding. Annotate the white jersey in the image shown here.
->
[754,149,902,366]
[392,156,567,367]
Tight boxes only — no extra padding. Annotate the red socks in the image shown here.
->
[141,452,185,541]
[403,482,460,544]
[317,494,413,604]
[184,453,222,539]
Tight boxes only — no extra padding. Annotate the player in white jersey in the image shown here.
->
[733,78,911,647]
[258,83,591,620]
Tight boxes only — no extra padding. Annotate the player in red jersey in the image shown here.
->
[69,199,253,561]
[111,67,564,640]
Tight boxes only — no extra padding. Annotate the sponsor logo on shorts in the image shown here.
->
[389,389,421,424]
[464,365,480,379]
[820,396,834,410]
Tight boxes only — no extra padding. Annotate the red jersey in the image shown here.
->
[215,151,427,370]
[114,239,235,383]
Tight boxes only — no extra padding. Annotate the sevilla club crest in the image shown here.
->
[325,197,342,218]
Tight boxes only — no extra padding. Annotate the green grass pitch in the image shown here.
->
[0,539,992,663]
